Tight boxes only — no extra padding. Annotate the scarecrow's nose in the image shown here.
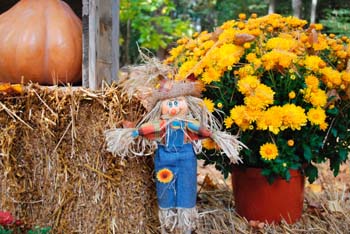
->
[170,108,177,116]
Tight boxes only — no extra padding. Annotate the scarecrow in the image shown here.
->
[105,59,244,234]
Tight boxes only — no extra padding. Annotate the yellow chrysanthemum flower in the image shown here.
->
[320,122,329,131]
[243,84,275,110]
[256,106,283,134]
[200,40,215,51]
[176,60,198,80]
[224,116,234,129]
[216,44,245,69]
[202,138,219,150]
[198,31,211,42]
[309,89,327,107]
[239,13,246,20]
[281,104,307,130]
[252,58,262,69]
[307,107,327,127]
[313,37,329,51]
[203,98,215,113]
[237,75,260,95]
[261,50,297,70]
[237,21,245,29]
[341,71,350,82]
[218,28,237,43]
[265,37,299,51]
[185,40,197,50]
[321,67,342,87]
[169,45,185,58]
[305,75,320,90]
[284,16,307,28]
[246,53,257,62]
[314,23,323,30]
[288,91,296,99]
[176,37,189,45]
[193,47,204,57]
[201,66,221,84]
[251,13,258,19]
[192,32,199,38]
[255,84,275,102]
[230,105,251,130]
[237,65,255,78]
[220,20,236,30]
[260,143,279,160]
[304,55,325,72]
[156,168,174,184]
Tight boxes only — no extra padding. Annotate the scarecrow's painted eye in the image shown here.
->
[168,101,173,108]
[174,100,178,106]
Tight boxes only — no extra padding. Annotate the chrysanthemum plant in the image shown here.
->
[165,13,350,183]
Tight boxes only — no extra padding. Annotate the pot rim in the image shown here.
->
[232,166,303,178]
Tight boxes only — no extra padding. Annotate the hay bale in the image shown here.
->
[0,84,159,233]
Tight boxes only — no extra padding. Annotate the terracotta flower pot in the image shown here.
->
[232,167,305,224]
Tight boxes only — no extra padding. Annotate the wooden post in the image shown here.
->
[82,0,119,89]
[82,0,90,87]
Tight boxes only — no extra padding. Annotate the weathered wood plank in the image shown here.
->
[88,0,97,89]
[96,0,119,88]
[113,0,120,84]
[82,0,90,87]
[82,0,119,89]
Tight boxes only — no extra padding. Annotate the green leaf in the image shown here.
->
[305,164,318,183]
[0,226,13,234]
[302,144,312,162]
[290,163,301,170]
[266,174,275,184]
[284,169,291,181]
[339,148,348,161]
[327,106,339,115]
[41,227,51,234]
[28,226,51,234]
[331,128,338,137]
[332,163,340,177]
[261,168,271,177]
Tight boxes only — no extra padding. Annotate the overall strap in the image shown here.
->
[166,120,185,148]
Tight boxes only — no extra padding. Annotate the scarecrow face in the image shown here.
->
[161,96,189,118]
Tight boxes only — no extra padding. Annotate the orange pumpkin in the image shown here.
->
[0,0,82,85]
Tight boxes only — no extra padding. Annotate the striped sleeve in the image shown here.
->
[186,120,212,138]
[138,120,166,140]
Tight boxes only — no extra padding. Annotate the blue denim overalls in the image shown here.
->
[154,120,197,208]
